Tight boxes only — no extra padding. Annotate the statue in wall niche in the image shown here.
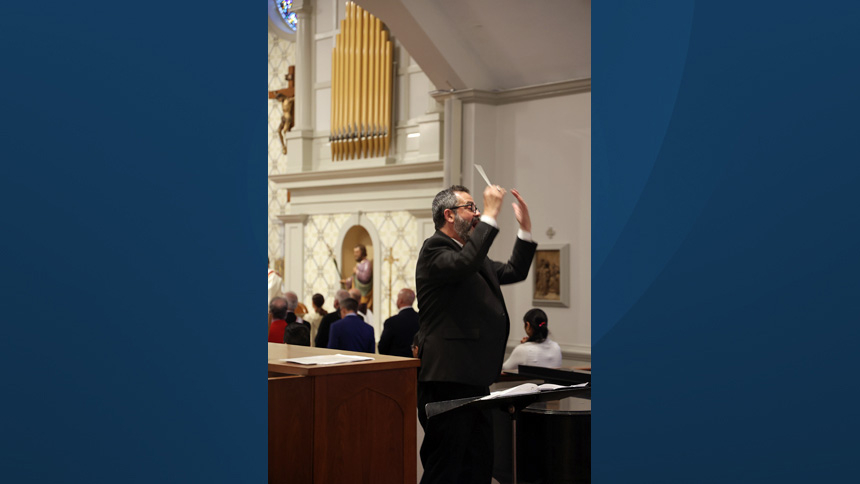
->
[341,244,373,310]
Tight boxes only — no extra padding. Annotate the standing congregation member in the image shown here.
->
[378,288,419,358]
[327,298,375,354]
[304,293,327,344]
[315,289,349,348]
[415,184,537,483]
[284,291,311,334]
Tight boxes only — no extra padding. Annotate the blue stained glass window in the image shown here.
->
[276,0,298,32]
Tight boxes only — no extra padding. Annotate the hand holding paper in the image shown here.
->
[482,184,505,218]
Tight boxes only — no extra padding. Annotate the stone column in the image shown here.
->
[286,0,314,172]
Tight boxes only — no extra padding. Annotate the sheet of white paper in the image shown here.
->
[281,354,374,365]
[479,381,589,400]
[474,164,493,187]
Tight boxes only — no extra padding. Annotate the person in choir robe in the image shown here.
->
[502,308,562,372]
[327,297,375,354]
[268,257,284,309]
[315,289,349,348]
[378,288,420,358]
[415,184,537,484]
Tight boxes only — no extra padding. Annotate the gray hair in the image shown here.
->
[432,185,470,229]
[284,291,299,311]
[335,289,351,304]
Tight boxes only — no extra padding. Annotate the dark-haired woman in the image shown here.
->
[305,293,328,344]
[502,308,562,371]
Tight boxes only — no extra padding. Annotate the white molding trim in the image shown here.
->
[559,343,592,362]
[431,78,591,105]
[276,214,308,224]
[269,160,443,186]
[269,161,445,216]
[406,209,432,219]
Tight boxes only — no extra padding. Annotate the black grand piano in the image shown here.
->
[492,365,591,484]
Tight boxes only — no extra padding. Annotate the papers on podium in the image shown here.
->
[281,354,374,365]
[480,382,589,401]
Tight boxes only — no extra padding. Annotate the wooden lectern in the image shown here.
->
[268,344,420,484]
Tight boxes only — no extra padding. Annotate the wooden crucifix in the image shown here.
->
[268,65,295,154]
[384,248,400,318]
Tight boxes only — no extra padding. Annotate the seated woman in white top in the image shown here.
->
[502,308,562,372]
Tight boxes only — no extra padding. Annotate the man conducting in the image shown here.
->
[415,184,537,484]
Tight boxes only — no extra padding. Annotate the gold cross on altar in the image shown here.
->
[384,248,399,317]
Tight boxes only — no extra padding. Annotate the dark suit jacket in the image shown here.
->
[328,313,376,354]
[415,222,537,387]
[315,310,340,348]
[378,307,420,358]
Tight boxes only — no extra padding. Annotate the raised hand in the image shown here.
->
[511,189,531,233]
[482,185,506,218]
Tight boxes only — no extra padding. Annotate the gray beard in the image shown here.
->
[454,213,473,243]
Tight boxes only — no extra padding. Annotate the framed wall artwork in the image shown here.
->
[532,243,570,307]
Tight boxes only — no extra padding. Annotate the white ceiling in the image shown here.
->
[357,0,591,92]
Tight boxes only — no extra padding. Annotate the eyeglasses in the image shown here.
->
[449,202,478,213]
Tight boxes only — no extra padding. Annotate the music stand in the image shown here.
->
[426,385,590,484]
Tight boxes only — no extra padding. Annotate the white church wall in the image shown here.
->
[460,91,591,365]
[500,92,591,364]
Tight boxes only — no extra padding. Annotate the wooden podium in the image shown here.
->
[268,344,420,484]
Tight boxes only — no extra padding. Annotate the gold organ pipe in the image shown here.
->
[331,25,340,160]
[372,18,381,157]
[330,2,392,161]
[351,3,359,159]
[383,30,391,156]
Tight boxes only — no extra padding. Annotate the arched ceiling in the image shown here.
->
[357,0,590,91]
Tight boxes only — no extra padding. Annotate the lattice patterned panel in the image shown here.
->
[302,213,354,309]
[365,211,418,323]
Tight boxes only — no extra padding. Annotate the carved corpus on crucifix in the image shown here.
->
[268,65,295,155]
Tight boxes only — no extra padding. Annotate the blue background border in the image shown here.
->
[4,1,860,482]
[594,1,860,482]
[1,2,263,482]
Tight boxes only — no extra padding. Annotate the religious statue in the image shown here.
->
[268,65,296,155]
[276,92,294,155]
[341,244,373,310]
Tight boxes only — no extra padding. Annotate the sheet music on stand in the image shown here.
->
[425,382,590,419]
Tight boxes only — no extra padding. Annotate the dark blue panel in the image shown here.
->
[595,1,860,482]
[0,2,263,482]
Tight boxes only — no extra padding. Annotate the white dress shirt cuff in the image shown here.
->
[517,229,533,242]
[480,215,498,228]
